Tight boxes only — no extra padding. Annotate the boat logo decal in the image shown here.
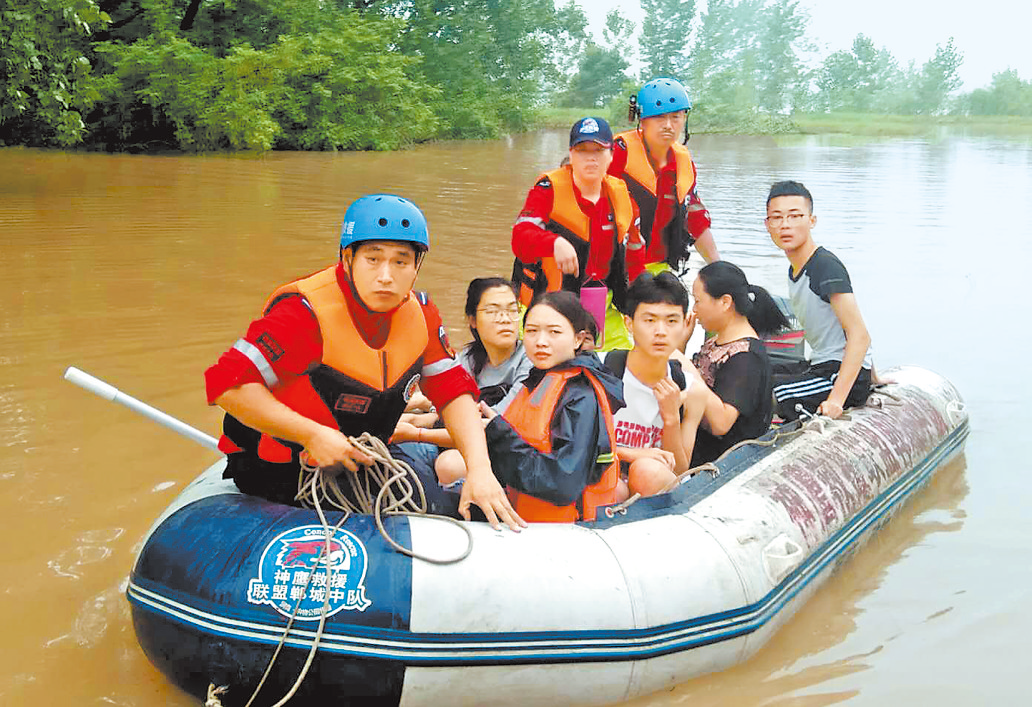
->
[246,525,372,619]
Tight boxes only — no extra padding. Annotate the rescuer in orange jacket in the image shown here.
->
[439,291,626,522]
[205,194,526,531]
[512,117,643,350]
[610,78,721,282]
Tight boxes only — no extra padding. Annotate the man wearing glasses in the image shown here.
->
[765,180,873,421]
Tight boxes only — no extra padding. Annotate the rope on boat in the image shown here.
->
[945,399,966,426]
[296,432,473,565]
[241,473,347,707]
[219,436,473,707]
[605,414,831,517]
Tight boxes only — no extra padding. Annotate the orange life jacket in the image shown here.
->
[501,369,620,522]
[513,166,633,307]
[614,129,697,266]
[221,266,428,465]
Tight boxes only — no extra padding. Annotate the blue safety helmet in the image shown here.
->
[339,194,429,253]
[634,78,692,120]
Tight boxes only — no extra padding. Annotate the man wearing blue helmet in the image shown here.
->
[610,78,720,282]
[205,195,525,531]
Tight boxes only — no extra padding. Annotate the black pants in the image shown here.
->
[772,360,872,420]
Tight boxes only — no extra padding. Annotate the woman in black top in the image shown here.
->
[685,262,789,466]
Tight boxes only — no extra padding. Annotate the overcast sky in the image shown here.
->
[580,0,1030,91]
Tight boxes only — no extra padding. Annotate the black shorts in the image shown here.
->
[772,360,872,420]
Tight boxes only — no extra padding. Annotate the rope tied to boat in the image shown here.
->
[222,435,474,707]
[296,432,473,565]
[239,472,348,707]
[608,413,838,514]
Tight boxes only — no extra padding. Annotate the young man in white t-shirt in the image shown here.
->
[603,272,706,497]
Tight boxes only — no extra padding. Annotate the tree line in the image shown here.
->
[2,0,1030,152]
[556,0,1030,120]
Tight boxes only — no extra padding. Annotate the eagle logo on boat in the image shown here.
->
[246,525,372,619]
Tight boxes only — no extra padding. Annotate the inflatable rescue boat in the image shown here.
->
[127,365,968,706]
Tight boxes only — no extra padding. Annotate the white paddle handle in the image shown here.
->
[63,367,221,452]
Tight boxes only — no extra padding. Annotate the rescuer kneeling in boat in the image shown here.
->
[511,116,639,350]
[204,195,526,531]
[436,291,625,522]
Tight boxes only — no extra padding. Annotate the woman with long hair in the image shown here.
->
[685,261,789,466]
[457,277,532,409]
[437,291,625,522]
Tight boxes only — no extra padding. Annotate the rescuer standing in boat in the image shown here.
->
[511,116,639,350]
[204,194,526,531]
[610,78,721,283]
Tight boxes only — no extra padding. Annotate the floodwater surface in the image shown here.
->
[1,131,1030,705]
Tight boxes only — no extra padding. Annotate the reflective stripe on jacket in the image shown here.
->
[614,129,697,268]
[512,166,633,307]
[222,266,428,467]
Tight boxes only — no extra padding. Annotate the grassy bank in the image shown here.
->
[793,112,1032,136]
[533,106,1032,138]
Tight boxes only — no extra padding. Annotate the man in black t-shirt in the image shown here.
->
[765,181,873,420]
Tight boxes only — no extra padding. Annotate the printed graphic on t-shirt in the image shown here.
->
[614,420,663,449]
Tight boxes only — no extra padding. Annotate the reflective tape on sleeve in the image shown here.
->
[423,357,462,377]
[515,216,546,228]
[232,339,280,389]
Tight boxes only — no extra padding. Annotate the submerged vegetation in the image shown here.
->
[2,0,1031,152]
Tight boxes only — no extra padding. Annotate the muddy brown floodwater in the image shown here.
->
[1,131,1030,705]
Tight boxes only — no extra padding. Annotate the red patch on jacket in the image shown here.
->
[334,394,372,414]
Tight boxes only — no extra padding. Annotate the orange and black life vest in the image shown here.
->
[501,368,620,522]
[512,166,634,307]
[614,129,697,267]
[221,266,428,495]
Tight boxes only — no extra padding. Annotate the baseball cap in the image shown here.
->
[569,117,613,148]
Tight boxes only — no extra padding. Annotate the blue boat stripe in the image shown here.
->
[127,421,967,665]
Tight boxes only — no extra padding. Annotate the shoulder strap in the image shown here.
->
[668,358,687,390]
[602,349,629,378]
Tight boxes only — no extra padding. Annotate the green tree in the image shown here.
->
[815,49,857,111]
[90,10,438,151]
[962,69,1032,116]
[384,0,555,136]
[563,43,630,107]
[915,37,963,114]
[688,0,762,110]
[814,34,897,112]
[540,0,590,97]
[561,8,634,108]
[639,0,695,80]
[1,0,109,146]
[754,0,808,112]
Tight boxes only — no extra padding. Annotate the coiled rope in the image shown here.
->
[208,433,473,706]
[295,432,473,565]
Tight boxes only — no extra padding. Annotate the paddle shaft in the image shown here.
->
[63,366,221,452]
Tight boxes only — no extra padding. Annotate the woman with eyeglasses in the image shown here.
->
[438,291,624,522]
[389,278,531,513]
